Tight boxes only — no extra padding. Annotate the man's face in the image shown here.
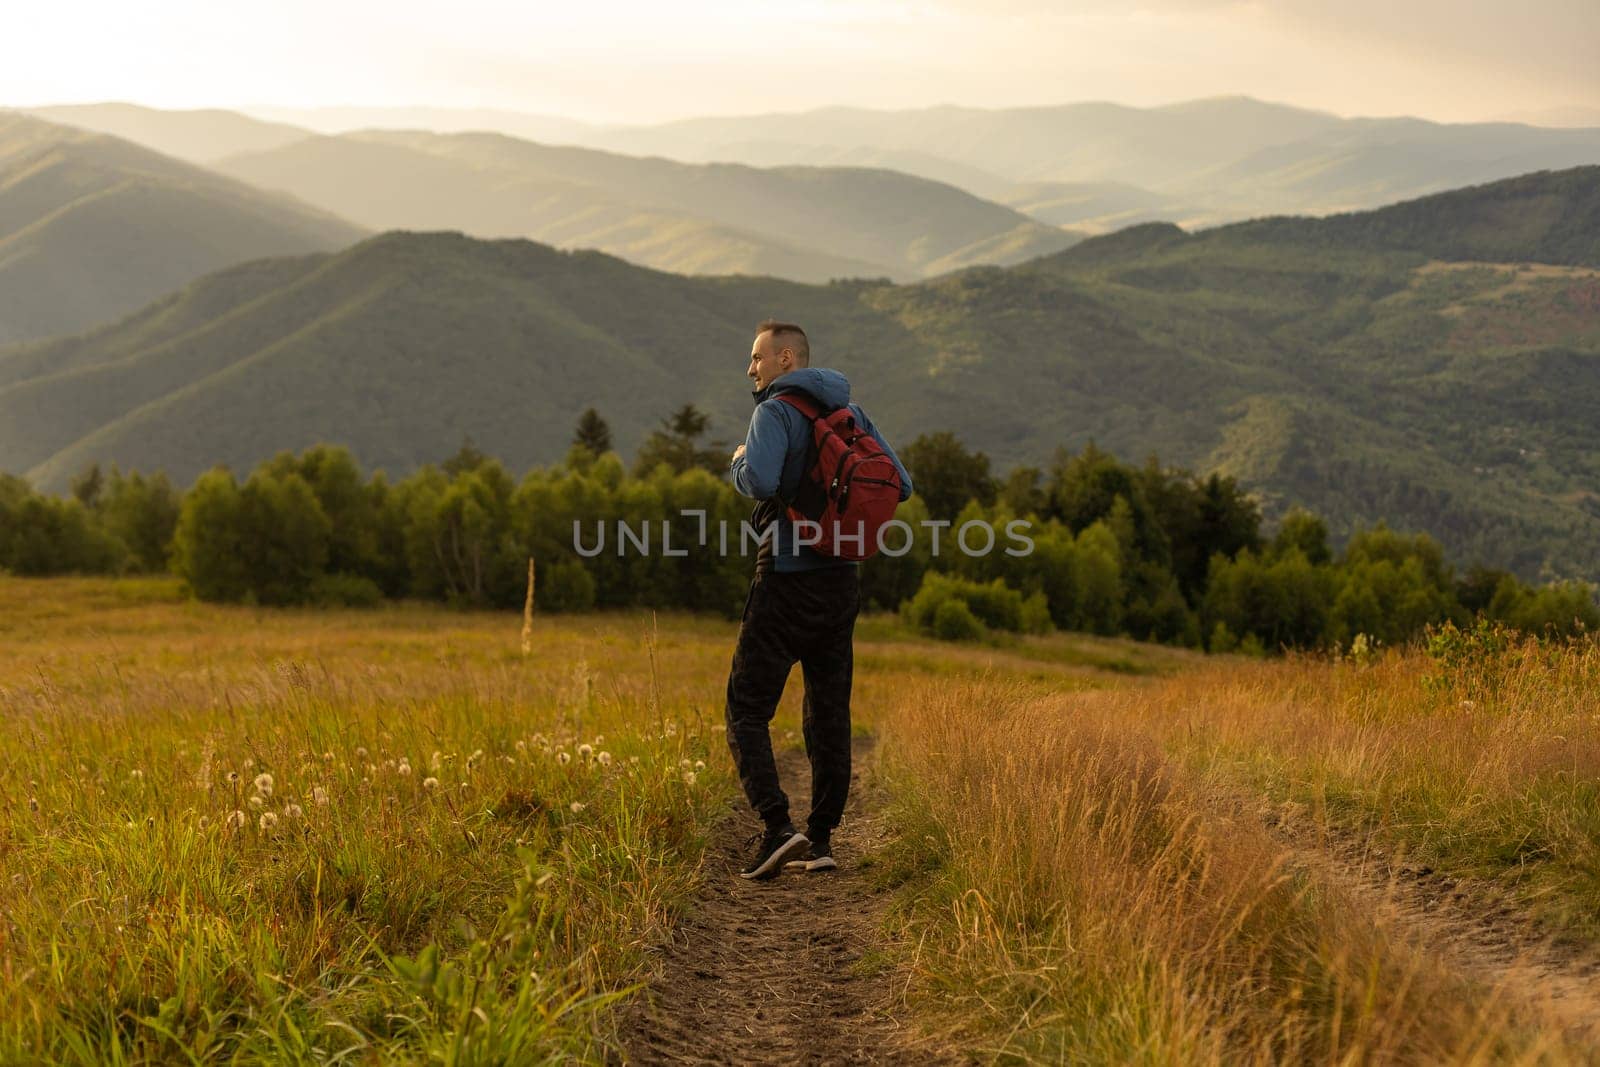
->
[747,331,792,391]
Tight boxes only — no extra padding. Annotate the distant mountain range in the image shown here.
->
[213,130,1080,283]
[2,166,1596,581]
[35,97,1600,236]
[0,113,364,344]
[586,97,1600,227]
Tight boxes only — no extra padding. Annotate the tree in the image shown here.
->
[70,463,104,509]
[899,431,995,520]
[572,408,614,455]
[99,469,180,572]
[633,403,727,477]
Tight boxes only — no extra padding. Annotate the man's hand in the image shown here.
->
[732,444,746,463]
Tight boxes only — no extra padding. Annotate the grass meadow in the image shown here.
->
[2,576,1596,1064]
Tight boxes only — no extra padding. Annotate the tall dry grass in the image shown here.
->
[879,656,1595,1063]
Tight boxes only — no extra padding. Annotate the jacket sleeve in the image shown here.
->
[729,401,790,500]
[857,406,914,502]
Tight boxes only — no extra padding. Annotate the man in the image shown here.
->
[725,320,913,880]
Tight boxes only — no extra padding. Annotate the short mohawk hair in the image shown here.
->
[756,319,809,365]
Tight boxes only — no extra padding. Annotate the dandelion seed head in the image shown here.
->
[679,759,692,770]
[259,811,278,832]
[226,771,239,784]
[397,760,413,777]
[578,743,594,759]
[243,758,255,769]
[312,787,329,806]
[283,803,304,819]
[597,751,613,766]
[226,810,247,829]
[355,746,369,760]
[468,749,483,765]
[694,760,705,771]
[515,740,527,752]
[423,776,440,791]
[253,773,274,797]
[557,751,571,765]
[569,801,586,814]
[249,795,265,809]
[129,769,144,780]
[321,751,334,762]
[683,771,697,786]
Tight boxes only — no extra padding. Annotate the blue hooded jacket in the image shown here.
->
[728,367,913,573]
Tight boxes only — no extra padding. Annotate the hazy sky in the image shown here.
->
[8,0,1598,124]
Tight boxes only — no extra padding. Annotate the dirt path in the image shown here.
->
[1266,807,1600,1043]
[620,739,955,1066]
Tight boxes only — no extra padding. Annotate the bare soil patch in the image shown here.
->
[620,740,957,1065]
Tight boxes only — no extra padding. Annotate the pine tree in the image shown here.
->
[572,408,613,455]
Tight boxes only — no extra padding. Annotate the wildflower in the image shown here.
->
[597,751,613,767]
[578,743,594,760]
[355,746,369,760]
[679,759,692,770]
[226,771,240,785]
[253,773,274,797]
[312,787,329,807]
[129,769,144,781]
[283,803,304,819]
[397,760,413,777]
[226,810,247,830]
[249,795,265,809]
[592,734,604,746]
[569,801,586,814]
[683,771,697,786]
[557,751,572,766]
[694,760,705,771]
[423,777,440,791]
[259,811,279,832]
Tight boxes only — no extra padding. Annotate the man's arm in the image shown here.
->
[728,402,790,500]
[857,406,914,502]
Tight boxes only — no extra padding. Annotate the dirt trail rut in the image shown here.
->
[1269,810,1600,1043]
[621,740,953,1066]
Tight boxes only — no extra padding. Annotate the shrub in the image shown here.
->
[932,598,985,641]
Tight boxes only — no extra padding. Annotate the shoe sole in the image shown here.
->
[784,856,838,872]
[740,833,810,881]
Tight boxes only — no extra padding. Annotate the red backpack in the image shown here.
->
[775,393,904,561]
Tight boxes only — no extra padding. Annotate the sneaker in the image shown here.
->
[739,825,810,881]
[784,838,838,873]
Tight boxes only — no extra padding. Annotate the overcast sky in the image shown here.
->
[8,0,1598,124]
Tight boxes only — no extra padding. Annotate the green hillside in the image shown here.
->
[0,113,366,344]
[214,130,1079,283]
[2,167,1596,581]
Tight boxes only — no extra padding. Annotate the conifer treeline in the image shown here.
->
[1,406,1593,652]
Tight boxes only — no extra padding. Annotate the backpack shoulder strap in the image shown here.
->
[774,392,824,421]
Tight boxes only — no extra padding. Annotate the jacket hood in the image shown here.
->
[752,367,852,410]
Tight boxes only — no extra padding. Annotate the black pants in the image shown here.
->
[724,565,860,836]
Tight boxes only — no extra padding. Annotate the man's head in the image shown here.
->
[748,320,809,391]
